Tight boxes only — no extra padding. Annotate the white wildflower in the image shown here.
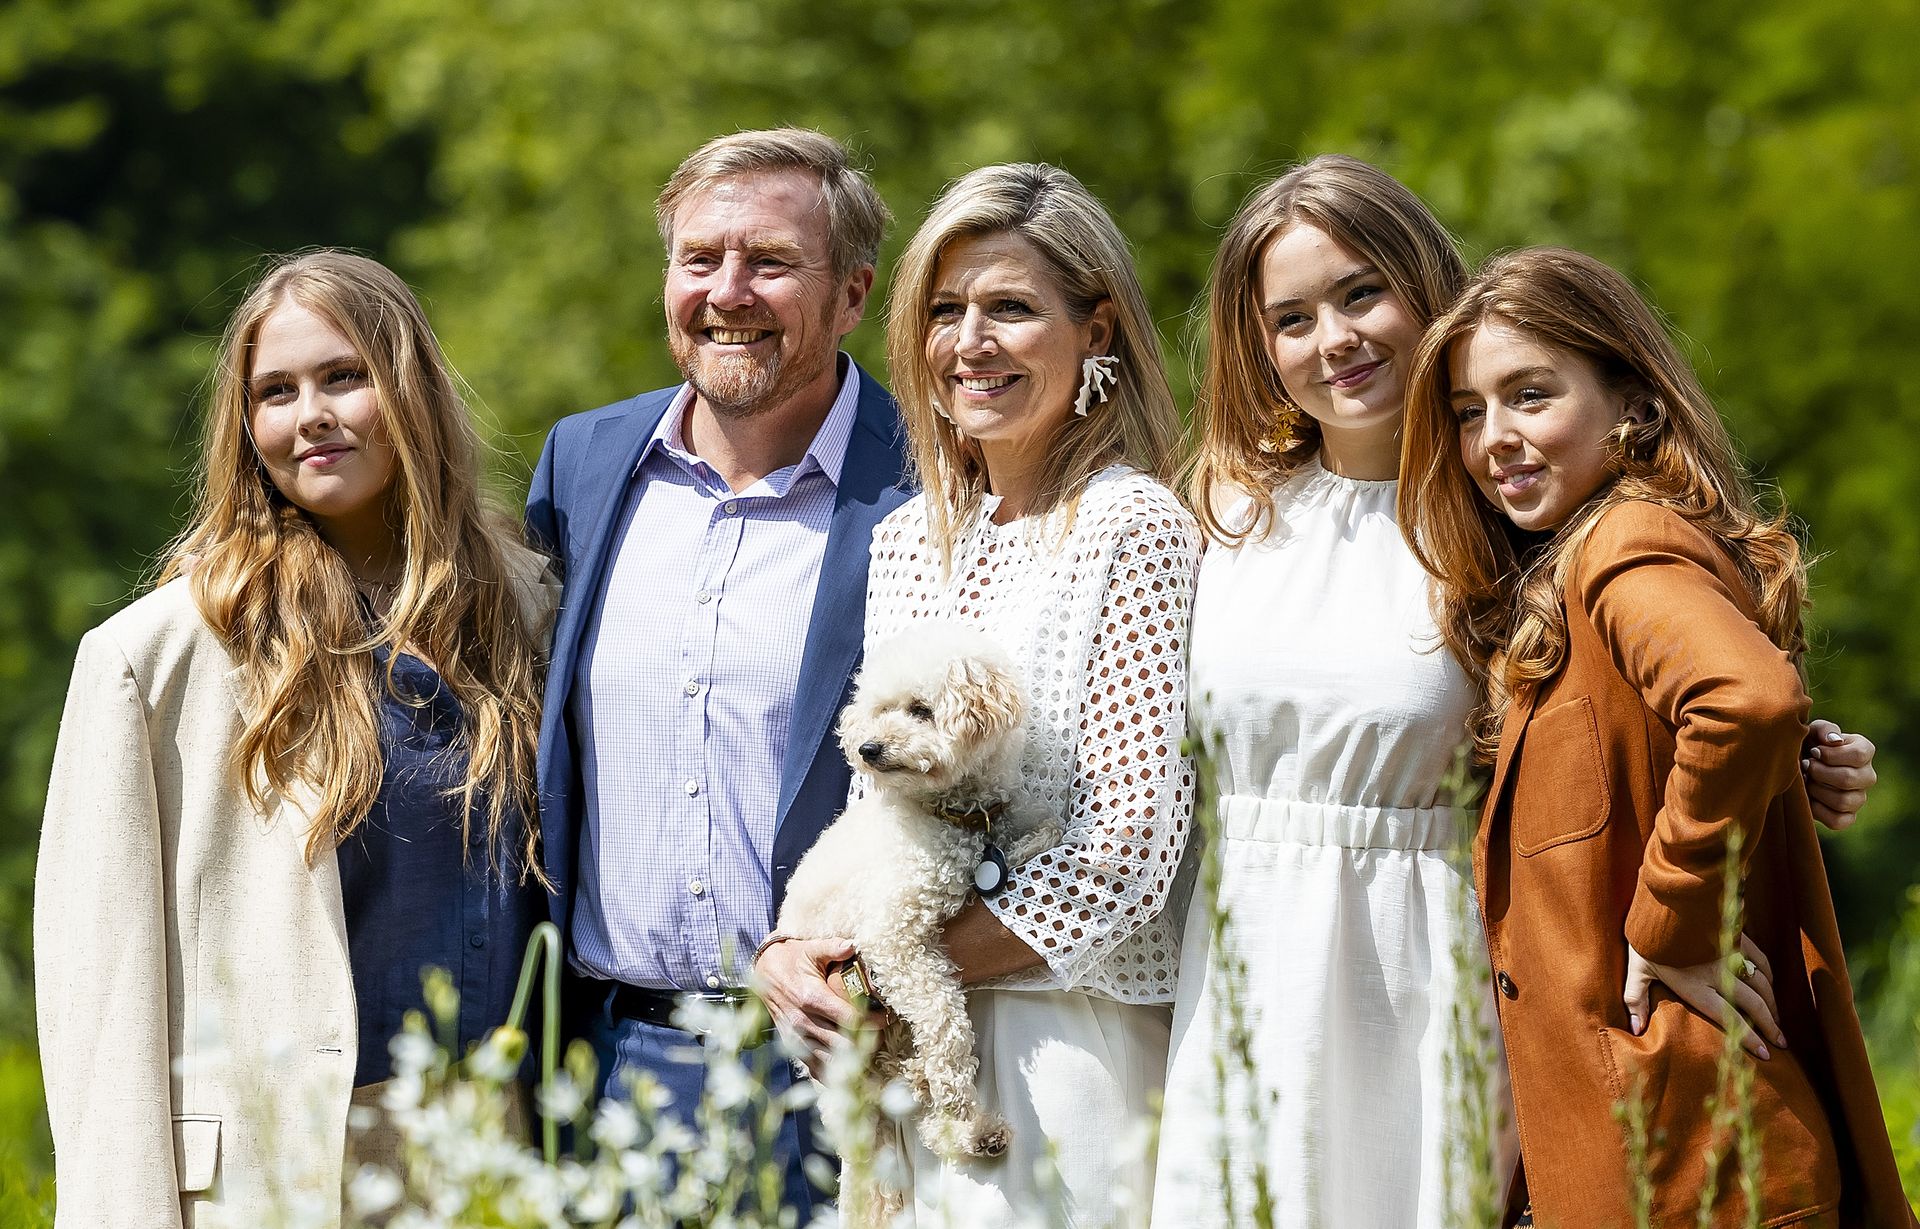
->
[261,1033,298,1066]
[467,1029,521,1082]
[346,1163,404,1217]
[782,1076,820,1111]
[538,1072,586,1121]
[380,1073,425,1113]
[802,1153,838,1195]
[879,1079,918,1121]
[590,1098,643,1151]
[669,994,716,1031]
[651,1115,697,1154]
[630,1072,675,1113]
[704,1058,756,1110]
[572,1179,621,1222]
[389,1030,438,1077]
[618,1147,666,1193]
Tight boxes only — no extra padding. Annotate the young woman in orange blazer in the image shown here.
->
[1400,247,1911,1228]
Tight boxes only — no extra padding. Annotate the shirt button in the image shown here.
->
[689,878,706,896]
[469,933,486,950]
[683,679,701,696]
[684,778,700,796]
[705,974,721,989]
[723,501,739,516]
[1496,971,1517,999]
[696,590,713,604]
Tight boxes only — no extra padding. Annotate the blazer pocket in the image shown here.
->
[172,1113,221,1193]
[1512,696,1610,856]
[1598,1001,1839,1224]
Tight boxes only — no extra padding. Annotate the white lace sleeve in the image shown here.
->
[983,496,1198,990]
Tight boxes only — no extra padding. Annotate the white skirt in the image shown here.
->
[897,988,1170,1229]
[1151,797,1514,1229]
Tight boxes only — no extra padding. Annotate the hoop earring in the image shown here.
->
[1073,355,1120,417]
[1612,397,1663,460]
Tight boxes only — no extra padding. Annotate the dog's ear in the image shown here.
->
[834,666,868,740]
[936,657,1024,744]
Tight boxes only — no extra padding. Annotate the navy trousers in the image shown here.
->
[577,986,825,1220]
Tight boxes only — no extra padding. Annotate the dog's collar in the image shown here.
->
[935,797,1008,832]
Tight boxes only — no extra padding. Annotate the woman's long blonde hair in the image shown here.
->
[1185,154,1467,543]
[884,163,1183,564]
[161,250,549,879]
[1399,247,1807,761]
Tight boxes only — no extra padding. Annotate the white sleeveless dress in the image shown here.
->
[1151,458,1512,1228]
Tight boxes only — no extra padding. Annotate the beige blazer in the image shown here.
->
[35,555,555,1229]
[35,578,355,1228]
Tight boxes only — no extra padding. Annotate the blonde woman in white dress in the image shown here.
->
[1151,155,1882,1229]
[861,163,1198,1226]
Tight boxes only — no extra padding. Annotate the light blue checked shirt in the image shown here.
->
[568,358,860,991]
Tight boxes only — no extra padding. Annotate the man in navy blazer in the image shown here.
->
[525,129,908,1211]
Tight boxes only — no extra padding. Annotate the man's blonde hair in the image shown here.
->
[656,127,891,280]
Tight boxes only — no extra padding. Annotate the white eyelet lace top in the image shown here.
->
[859,465,1200,1003]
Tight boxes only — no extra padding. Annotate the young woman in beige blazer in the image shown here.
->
[35,250,553,1229]
[1403,248,1911,1227]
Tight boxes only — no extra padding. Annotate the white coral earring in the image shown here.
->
[1073,354,1119,417]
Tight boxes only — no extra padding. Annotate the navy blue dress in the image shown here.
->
[337,648,542,1087]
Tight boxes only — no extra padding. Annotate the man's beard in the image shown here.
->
[669,306,839,419]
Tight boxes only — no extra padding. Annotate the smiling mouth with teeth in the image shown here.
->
[957,375,1017,391]
[707,328,772,345]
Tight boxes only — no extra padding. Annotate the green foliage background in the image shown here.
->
[3,0,1917,1200]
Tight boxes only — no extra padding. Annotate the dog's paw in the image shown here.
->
[968,1113,1012,1158]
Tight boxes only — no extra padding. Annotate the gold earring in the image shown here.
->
[1258,396,1308,454]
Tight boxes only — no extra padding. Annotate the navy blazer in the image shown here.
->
[525,363,911,943]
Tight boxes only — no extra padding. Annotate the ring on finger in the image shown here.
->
[1736,956,1758,981]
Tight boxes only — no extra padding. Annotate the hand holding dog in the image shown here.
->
[755,936,866,1069]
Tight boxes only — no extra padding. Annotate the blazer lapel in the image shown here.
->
[546,392,678,700]
[775,378,907,825]
[1477,685,1540,887]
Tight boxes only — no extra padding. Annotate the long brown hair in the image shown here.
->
[161,250,549,879]
[885,162,1183,565]
[1186,154,1467,543]
[1400,247,1807,760]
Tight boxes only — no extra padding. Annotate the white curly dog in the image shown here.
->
[774,620,1059,1169]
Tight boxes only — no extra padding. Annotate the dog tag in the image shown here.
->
[975,843,1010,895]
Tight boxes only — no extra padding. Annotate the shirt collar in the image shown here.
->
[640,352,861,489]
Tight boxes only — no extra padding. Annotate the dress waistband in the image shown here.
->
[1215,795,1460,851]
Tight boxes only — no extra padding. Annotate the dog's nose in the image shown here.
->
[858,740,885,764]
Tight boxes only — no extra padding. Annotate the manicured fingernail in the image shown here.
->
[1826,731,1845,744]
[1628,1012,1642,1034]
[1802,758,1812,772]
[1757,1043,1770,1060]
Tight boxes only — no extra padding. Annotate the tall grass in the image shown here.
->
[11,847,1920,1226]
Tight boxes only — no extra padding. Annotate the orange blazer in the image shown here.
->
[1478,501,1912,1228]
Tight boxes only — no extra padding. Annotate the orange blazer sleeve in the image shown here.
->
[1572,502,1809,966]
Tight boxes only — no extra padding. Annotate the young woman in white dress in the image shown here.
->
[863,162,1200,1226]
[1149,155,1880,1227]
